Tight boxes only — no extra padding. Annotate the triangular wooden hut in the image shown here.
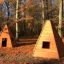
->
[33,20,64,60]
[0,24,12,47]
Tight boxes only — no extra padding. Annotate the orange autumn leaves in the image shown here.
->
[0,0,4,4]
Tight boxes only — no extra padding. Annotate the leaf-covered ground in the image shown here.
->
[0,37,63,64]
[0,44,35,64]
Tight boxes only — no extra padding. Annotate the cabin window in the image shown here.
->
[2,38,7,47]
[42,41,50,48]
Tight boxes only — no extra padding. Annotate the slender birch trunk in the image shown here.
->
[42,0,44,24]
[16,0,19,39]
[58,0,62,37]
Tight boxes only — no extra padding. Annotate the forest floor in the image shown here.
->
[0,38,63,64]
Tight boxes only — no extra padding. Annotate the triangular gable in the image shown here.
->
[0,24,12,47]
[32,20,64,60]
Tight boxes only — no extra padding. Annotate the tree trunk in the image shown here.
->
[16,0,19,39]
[58,0,63,37]
[42,0,44,24]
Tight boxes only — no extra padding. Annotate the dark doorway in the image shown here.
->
[2,38,7,47]
[42,41,50,49]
